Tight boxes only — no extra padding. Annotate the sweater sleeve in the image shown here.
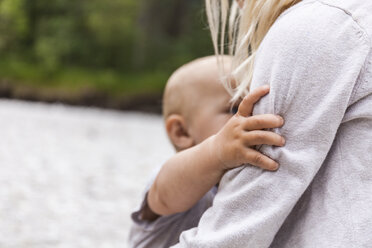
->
[173,2,370,248]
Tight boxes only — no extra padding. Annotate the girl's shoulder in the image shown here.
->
[276,0,372,45]
[263,0,371,54]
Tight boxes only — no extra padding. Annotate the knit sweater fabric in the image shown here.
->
[174,0,372,247]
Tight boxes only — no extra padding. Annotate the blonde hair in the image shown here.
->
[205,0,301,101]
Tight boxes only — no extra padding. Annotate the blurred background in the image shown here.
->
[0,0,213,112]
[0,0,212,247]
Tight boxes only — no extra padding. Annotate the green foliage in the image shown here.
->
[0,0,28,50]
[0,56,167,96]
[0,0,212,99]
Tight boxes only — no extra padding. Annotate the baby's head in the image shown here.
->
[163,56,238,152]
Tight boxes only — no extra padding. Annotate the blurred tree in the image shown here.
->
[0,0,28,51]
[0,0,213,83]
[134,0,212,70]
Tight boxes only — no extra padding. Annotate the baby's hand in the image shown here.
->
[210,85,284,171]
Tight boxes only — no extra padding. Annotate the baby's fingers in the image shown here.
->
[243,114,284,131]
[244,148,278,171]
[238,85,270,117]
[243,130,285,147]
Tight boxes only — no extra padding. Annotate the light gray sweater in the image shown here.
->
[174,0,372,247]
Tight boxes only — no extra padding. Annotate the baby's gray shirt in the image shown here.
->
[128,172,217,248]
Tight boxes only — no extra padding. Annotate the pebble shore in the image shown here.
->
[0,100,173,248]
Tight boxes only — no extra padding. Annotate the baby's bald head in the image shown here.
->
[162,56,237,151]
[162,56,232,122]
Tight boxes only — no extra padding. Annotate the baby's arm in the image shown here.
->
[146,86,285,217]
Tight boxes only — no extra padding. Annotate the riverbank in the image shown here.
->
[0,58,169,114]
[0,79,163,113]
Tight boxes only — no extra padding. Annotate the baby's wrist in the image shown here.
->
[205,135,227,174]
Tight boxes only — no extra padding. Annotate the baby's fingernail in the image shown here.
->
[281,137,286,146]
[277,116,284,125]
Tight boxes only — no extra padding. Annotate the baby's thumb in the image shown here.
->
[237,85,270,117]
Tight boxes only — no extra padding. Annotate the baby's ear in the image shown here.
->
[165,114,194,151]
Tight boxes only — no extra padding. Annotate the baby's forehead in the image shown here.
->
[163,56,232,118]
[173,60,218,83]
[175,55,232,79]
[166,68,218,98]
[177,73,227,100]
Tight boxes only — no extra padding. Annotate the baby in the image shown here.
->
[129,56,285,248]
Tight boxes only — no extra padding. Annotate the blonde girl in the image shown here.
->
[174,0,372,247]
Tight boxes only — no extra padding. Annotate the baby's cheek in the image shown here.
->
[196,114,231,143]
